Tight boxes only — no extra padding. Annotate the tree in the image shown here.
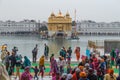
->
[39,25,48,31]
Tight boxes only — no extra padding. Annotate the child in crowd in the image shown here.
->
[32,66,39,80]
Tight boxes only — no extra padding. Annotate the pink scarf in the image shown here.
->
[20,71,32,80]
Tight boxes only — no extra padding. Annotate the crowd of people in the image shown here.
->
[0,44,120,80]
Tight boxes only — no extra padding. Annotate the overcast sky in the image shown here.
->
[0,0,120,22]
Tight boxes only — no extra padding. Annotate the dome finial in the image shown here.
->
[51,12,55,16]
[66,11,70,16]
[59,10,62,15]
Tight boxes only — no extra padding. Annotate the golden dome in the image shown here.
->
[66,11,70,16]
[56,10,64,17]
[51,12,55,16]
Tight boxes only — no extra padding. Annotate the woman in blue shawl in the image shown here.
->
[23,56,31,67]
[86,47,90,59]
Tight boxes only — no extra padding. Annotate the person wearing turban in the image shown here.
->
[79,72,89,80]
[104,69,116,80]
[72,68,80,80]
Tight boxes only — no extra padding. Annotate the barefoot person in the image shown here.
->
[32,44,38,63]
[39,55,45,79]
[74,47,80,61]
[44,43,49,60]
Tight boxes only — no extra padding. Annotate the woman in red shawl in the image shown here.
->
[20,66,33,80]
[74,47,80,61]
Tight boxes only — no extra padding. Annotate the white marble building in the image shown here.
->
[76,20,120,35]
[0,20,37,33]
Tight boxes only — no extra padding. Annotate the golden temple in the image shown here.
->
[48,11,72,38]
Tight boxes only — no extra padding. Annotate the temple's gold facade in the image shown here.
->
[48,11,72,37]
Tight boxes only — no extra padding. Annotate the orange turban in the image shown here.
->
[80,72,87,78]
[108,69,114,74]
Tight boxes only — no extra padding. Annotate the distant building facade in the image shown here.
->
[0,20,37,34]
[48,11,72,37]
[77,20,120,35]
